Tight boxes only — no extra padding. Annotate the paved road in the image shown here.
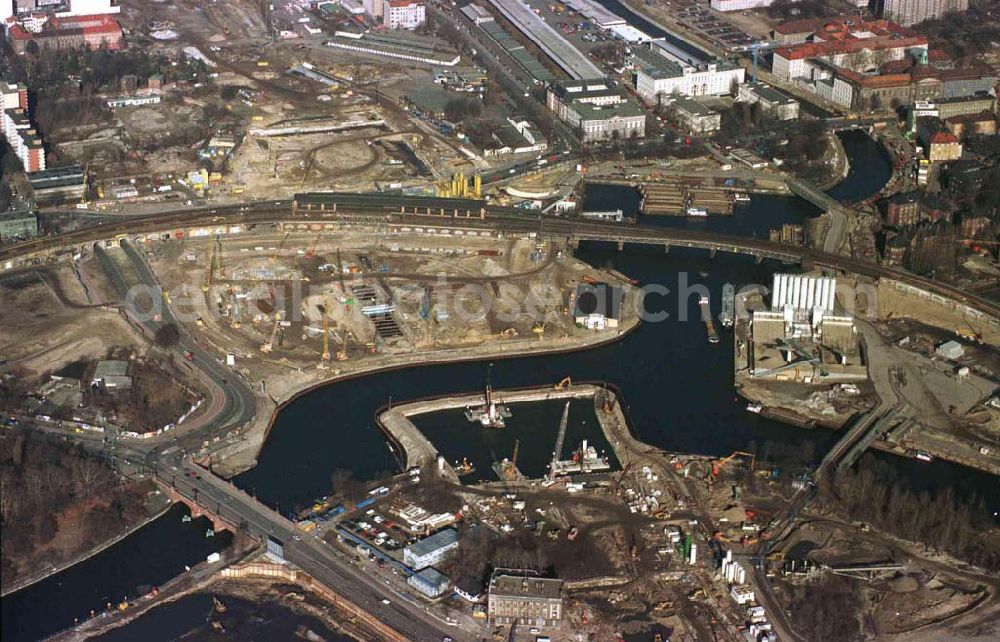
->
[84,240,463,642]
[163,461,466,642]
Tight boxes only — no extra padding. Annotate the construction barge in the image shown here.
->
[464,369,511,428]
[700,295,720,344]
[639,180,745,216]
[719,283,735,329]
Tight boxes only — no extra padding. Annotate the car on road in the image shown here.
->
[292,535,301,541]
[381,598,391,605]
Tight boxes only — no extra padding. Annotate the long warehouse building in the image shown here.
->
[487,0,604,79]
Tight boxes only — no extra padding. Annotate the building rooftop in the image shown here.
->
[459,3,492,21]
[411,567,450,588]
[930,131,959,145]
[633,47,683,80]
[405,527,458,558]
[489,573,563,599]
[93,360,129,379]
[550,79,619,101]
[670,96,716,118]
[27,165,86,189]
[745,82,796,105]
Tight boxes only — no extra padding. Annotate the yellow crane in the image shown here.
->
[532,321,546,340]
[270,232,290,262]
[203,236,218,291]
[260,311,283,353]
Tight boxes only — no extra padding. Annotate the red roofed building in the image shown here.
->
[926,130,962,162]
[6,13,121,54]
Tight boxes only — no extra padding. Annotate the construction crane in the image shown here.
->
[260,311,283,353]
[270,232,290,262]
[320,309,331,362]
[202,235,219,291]
[553,376,571,390]
[548,401,571,480]
[336,247,345,290]
[299,153,315,189]
[305,232,323,258]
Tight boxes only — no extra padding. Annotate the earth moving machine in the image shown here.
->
[711,450,755,480]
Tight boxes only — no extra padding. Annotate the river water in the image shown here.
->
[5,132,993,641]
[1,505,232,642]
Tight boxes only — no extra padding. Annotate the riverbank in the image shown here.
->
[212,309,641,479]
[59,560,391,642]
[1,496,172,598]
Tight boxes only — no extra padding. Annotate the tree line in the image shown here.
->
[817,453,1000,571]
[0,430,150,586]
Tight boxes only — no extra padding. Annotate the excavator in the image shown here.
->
[553,376,572,390]
[710,450,756,480]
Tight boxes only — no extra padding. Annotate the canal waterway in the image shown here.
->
[5,131,993,642]
[582,131,893,234]
[1,504,232,642]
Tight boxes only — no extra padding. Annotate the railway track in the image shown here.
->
[3,196,998,322]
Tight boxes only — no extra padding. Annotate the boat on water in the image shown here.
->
[549,440,612,476]
[720,283,735,328]
[733,192,751,203]
[687,207,708,217]
[492,458,525,481]
[914,450,934,462]
[746,403,763,414]
[465,366,511,428]
[454,457,475,476]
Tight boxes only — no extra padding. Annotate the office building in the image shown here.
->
[6,14,123,54]
[632,45,744,103]
[546,80,645,143]
[0,209,38,240]
[883,0,967,27]
[407,567,451,598]
[1,81,27,111]
[668,96,721,133]
[26,165,87,202]
[737,82,799,120]
[487,573,563,628]
[403,527,459,569]
[1,109,45,172]
[383,0,425,29]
